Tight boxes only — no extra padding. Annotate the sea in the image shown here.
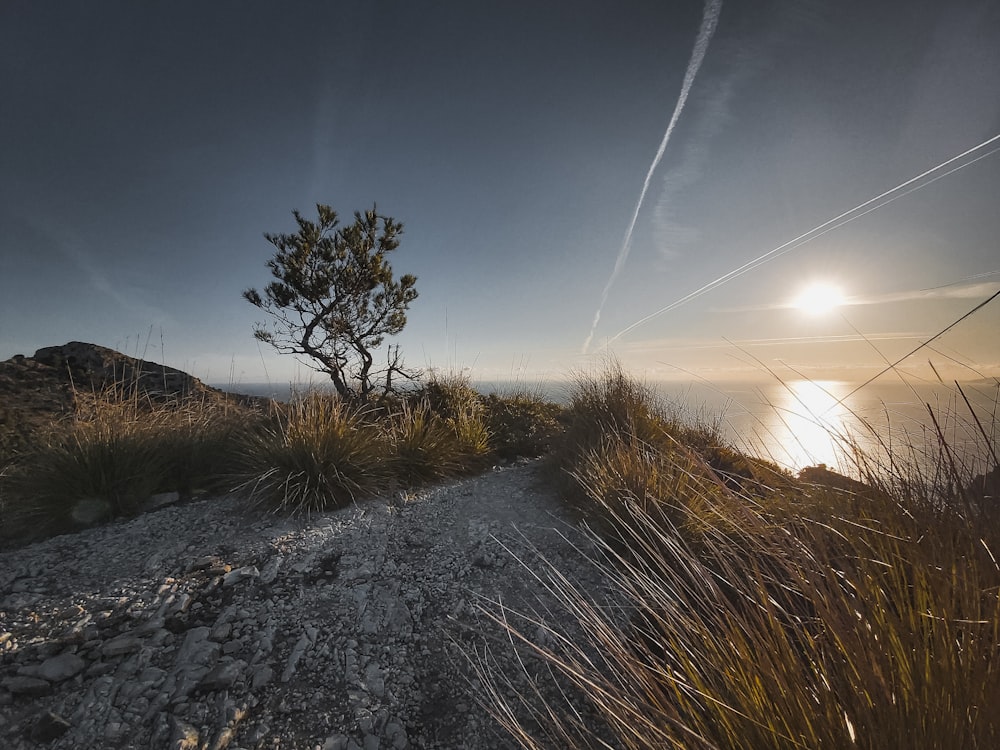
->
[215,378,999,477]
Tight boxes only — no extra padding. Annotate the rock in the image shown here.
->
[36,652,87,682]
[259,556,283,584]
[29,710,72,743]
[145,491,182,511]
[323,734,350,750]
[280,633,311,683]
[71,497,112,525]
[101,634,143,657]
[223,566,260,588]
[197,660,246,692]
[250,664,273,689]
[169,716,201,750]
[2,675,52,696]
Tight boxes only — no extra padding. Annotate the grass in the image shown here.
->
[0,383,258,544]
[474,364,1000,749]
[2,349,999,746]
[232,392,392,514]
[0,371,562,543]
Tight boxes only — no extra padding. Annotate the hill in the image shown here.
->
[0,342,266,455]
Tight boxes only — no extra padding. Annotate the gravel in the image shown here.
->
[0,460,615,749]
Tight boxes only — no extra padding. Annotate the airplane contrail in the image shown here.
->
[604,131,1000,348]
[582,0,723,354]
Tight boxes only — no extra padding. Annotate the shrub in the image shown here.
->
[389,400,469,484]
[232,392,391,515]
[1,420,169,542]
[0,385,264,545]
[482,388,563,460]
[409,372,492,468]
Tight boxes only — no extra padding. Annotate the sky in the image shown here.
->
[2,0,999,390]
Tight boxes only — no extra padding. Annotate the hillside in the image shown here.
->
[0,342,266,455]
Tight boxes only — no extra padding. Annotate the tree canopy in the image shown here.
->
[243,204,418,399]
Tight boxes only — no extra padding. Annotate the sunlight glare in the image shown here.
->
[770,380,851,471]
[794,282,845,316]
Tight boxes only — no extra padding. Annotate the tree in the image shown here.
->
[243,204,419,400]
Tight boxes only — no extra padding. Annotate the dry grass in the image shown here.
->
[476,368,1000,749]
[0,383,257,544]
[231,391,392,515]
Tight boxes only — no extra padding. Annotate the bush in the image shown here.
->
[482,389,563,460]
[1,421,169,542]
[389,400,470,484]
[0,387,263,545]
[548,361,778,537]
[409,372,492,466]
[231,392,391,515]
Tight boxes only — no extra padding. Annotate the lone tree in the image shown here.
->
[243,204,419,399]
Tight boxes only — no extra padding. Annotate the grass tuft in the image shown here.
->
[231,391,391,515]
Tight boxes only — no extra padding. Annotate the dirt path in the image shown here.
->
[1,460,611,749]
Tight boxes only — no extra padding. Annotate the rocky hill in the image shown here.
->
[0,342,265,455]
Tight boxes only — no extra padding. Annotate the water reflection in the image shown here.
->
[760,380,852,472]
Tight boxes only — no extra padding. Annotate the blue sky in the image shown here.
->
[2,0,998,389]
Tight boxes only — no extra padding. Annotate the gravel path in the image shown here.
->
[0,460,613,749]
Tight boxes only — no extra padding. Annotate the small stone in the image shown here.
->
[259,556,283,584]
[210,623,232,642]
[169,716,200,750]
[37,652,87,682]
[85,661,116,678]
[145,491,181,510]
[281,633,311,683]
[55,605,86,621]
[102,634,143,657]
[322,735,349,750]
[197,660,246,692]
[187,556,223,573]
[223,566,260,588]
[250,664,273,689]
[134,616,167,636]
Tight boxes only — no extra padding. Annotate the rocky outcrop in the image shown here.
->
[0,342,269,456]
[30,342,205,401]
[0,462,609,749]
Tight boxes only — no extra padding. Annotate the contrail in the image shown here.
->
[605,131,1000,348]
[582,0,723,354]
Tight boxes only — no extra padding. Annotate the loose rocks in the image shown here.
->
[0,461,611,748]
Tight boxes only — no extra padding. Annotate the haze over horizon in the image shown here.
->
[3,1,999,388]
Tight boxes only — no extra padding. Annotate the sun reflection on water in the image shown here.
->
[762,380,853,472]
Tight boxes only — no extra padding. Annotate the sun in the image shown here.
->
[793,282,845,316]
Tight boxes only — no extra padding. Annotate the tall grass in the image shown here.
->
[0,383,254,544]
[0,368,571,545]
[232,392,392,514]
[477,367,1000,749]
[549,362,781,540]
[412,372,492,459]
[389,399,472,484]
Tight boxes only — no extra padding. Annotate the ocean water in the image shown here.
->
[652,379,999,475]
[217,378,998,476]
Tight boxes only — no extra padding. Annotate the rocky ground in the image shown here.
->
[0,461,616,749]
